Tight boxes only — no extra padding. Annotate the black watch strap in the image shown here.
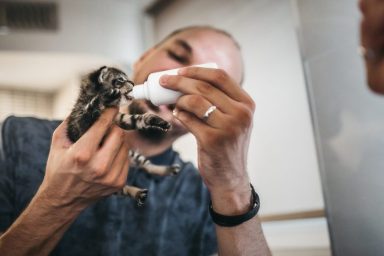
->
[209,183,260,227]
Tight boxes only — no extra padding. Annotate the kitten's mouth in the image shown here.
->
[124,94,134,101]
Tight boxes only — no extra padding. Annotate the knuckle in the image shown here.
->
[248,98,256,112]
[74,151,92,164]
[235,104,254,126]
[212,69,228,84]
[242,108,254,124]
[51,129,60,142]
[115,178,126,189]
[90,166,107,180]
[195,82,212,95]
[185,94,203,107]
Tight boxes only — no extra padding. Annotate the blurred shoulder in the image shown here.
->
[0,116,61,158]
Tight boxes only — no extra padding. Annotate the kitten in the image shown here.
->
[67,66,180,206]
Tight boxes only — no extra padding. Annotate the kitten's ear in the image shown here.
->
[98,66,109,84]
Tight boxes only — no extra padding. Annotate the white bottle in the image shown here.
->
[128,62,218,106]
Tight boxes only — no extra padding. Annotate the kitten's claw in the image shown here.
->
[167,164,180,176]
[135,189,148,207]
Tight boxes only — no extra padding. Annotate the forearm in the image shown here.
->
[215,217,270,256]
[0,187,84,256]
[210,182,271,256]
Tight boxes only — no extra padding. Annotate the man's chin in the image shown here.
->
[137,128,168,143]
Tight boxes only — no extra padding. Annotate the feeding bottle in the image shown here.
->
[128,62,218,106]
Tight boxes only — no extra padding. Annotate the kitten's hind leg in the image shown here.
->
[116,185,148,207]
[129,150,180,176]
[115,112,170,131]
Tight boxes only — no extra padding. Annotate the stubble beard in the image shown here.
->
[128,100,168,143]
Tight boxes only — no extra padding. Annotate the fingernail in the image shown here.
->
[172,109,178,117]
[178,68,187,75]
[160,75,169,85]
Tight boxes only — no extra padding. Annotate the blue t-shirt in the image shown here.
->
[0,116,217,256]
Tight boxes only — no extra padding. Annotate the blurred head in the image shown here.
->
[129,25,244,141]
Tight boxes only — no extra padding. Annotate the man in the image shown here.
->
[360,0,384,95]
[0,26,271,255]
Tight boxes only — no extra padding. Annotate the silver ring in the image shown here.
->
[202,105,217,121]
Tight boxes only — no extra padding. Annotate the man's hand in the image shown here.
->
[39,107,130,210]
[160,67,254,215]
[360,0,384,94]
[0,108,131,256]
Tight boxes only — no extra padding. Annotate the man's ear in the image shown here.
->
[133,48,155,70]
[98,66,108,84]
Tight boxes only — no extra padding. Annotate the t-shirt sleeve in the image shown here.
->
[188,194,218,256]
[0,117,16,232]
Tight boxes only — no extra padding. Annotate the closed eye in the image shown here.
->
[167,50,189,64]
[117,77,126,83]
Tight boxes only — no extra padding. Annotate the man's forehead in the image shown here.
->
[164,28,244,84]
[170,28,231,45]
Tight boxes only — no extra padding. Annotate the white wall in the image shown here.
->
[0,0,144,66]
[152,0,329,253]
[0,0,145,119]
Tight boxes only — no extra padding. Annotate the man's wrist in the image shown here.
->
[208,179,253,215]
[209,183,259,227]
[35,184,86,219]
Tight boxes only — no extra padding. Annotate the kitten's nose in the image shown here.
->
[124,81,134,91]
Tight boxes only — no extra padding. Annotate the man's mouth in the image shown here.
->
[145,100,160,112]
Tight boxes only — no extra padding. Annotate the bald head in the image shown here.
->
[157,26,244,85]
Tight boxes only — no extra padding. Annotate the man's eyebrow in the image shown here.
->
[175,39,192,54]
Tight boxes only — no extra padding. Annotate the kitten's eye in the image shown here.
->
[112,77,125,86]
[117,77,126,83]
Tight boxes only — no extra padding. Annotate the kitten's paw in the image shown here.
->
[167,164,181,176]
[143,113,171,131]
[135,189,148,207]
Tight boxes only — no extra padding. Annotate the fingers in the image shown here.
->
[173,108,216,143]
[160,74,234,114]
[75,108,118,152]
[107,142,130,188]
[178,67,253,105]
[94,125,125,170]
[175,94,227,129]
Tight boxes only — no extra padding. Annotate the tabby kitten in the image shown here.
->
[67,66,180,206]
